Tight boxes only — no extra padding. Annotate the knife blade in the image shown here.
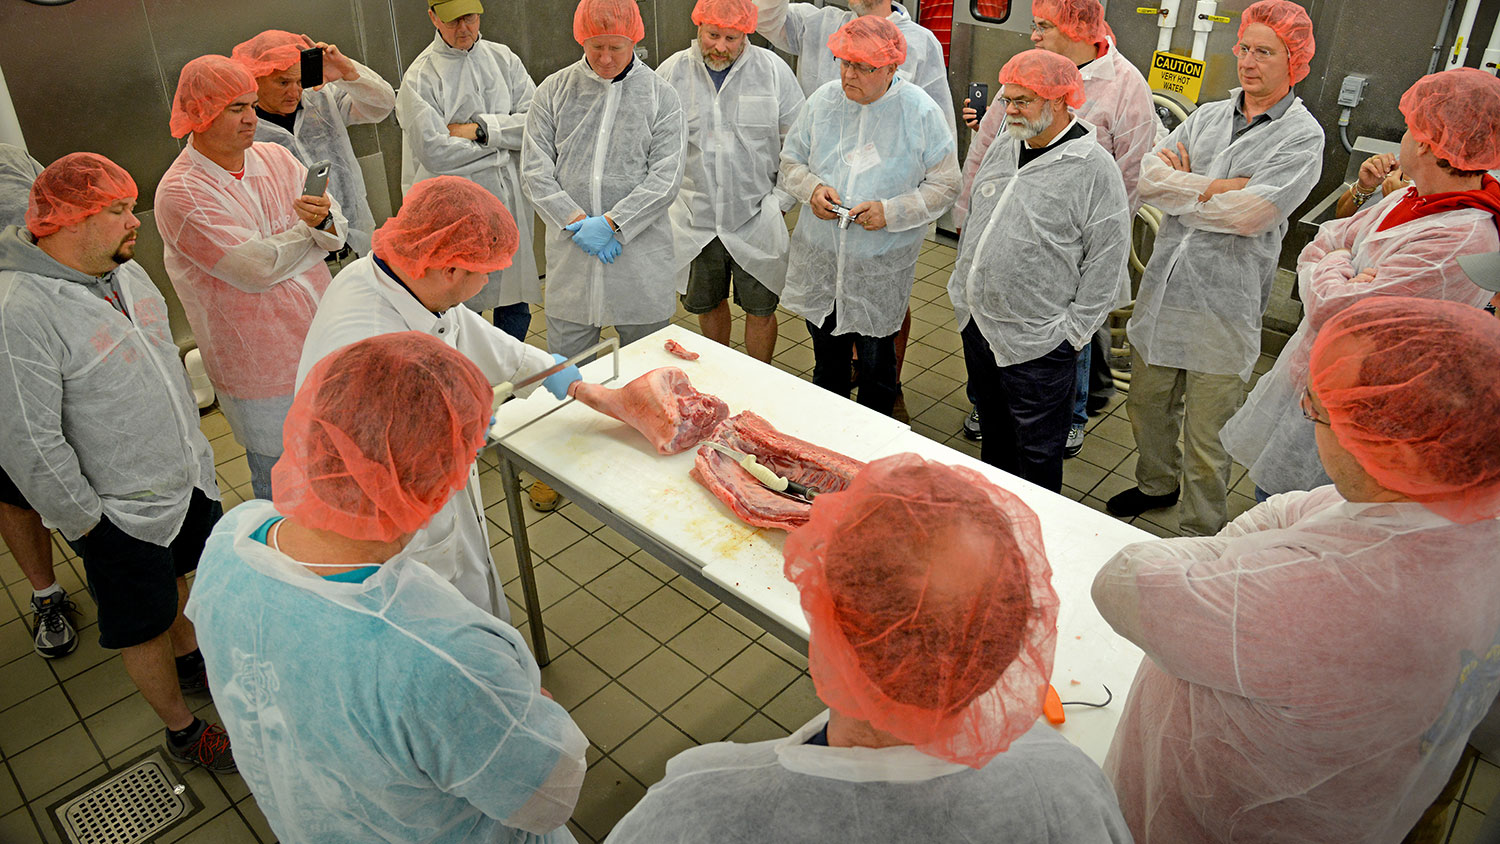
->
[703,441,820,501]
[491,338,617,410]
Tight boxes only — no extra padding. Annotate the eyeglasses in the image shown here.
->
[1030,20,1056,34]
[1231,43,1282,63]
[998,95,1042,110]
[839,60,880,75]
[1300,387,1330,426]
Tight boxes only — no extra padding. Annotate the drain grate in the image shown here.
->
[49,751,200,844]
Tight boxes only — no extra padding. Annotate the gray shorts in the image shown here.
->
[682,238,779,317]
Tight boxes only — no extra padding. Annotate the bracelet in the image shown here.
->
[1351,182,1378,198]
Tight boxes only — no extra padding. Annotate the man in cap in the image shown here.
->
[778,15,958,417]
[956,0,1160,450]
[1106,0,1323,536]
[659,0,804,363]
[397,0,543,342]
[1222,67,1500,500]
[298,176,579,618]
[232,30,394,261]
[1095,296,1500,844]
[609,453,1131,843]
[156,54,346,502]
[0,153,234,773]
[949,49,1130,493]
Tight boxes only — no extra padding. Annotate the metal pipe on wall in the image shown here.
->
[1190,0,1218,59]
[1430,0,1460,73]
[1482,9,1500,74]
[1157,0,1184,53]
[1446,0,1483,68]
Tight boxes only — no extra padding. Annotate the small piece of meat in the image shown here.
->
[691,411,865,531]
[663,339,699,360]
[569,367,729,455]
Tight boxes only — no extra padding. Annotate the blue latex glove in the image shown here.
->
[542,353,582,399]
[598,236,622,265]
[563,215,615,255]
[477,414,495,457]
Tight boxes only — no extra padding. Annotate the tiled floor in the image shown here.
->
[0,237,1493,843]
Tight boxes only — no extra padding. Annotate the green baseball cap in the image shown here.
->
[429,0,483,22]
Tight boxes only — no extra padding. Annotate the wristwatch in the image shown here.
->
[473,119,488,147]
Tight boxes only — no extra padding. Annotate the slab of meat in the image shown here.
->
[663,339,699,360]
[568,367,729,455]
[691,411,865,531]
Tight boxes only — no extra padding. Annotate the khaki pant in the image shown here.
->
[1127,347,1246,536]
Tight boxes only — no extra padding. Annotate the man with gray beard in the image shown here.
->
[948,49,1129,492]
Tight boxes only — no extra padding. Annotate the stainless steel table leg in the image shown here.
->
[499,456,551,666]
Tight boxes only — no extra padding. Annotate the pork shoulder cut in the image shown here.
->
[691,411,864,530]
[568,367,729,455]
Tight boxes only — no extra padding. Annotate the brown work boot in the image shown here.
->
[529,481,560,512]
[890,389,910,423]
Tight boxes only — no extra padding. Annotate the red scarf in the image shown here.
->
[1376,174,1500,232]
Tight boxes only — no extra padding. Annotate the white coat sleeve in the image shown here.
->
[1176,129,1324,237]
[607,87,686,243]
[1064,166,1131,348]
[452,306,556,396]
[773,66,807,213]
[881,116,960,232]
[478,50,535,152]
[330,60,396,125]
[0,321,103,538]
[777,105,820,205]
[520,84,584,229]
[396,69,496,175]
[754,0,812,54]
[1136,137,1216,217]
[954,105,1005,230]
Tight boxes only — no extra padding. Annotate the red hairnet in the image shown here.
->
[1309,297,1500,524]
[272,331,493,542]
[1398,68,1500,171]
[826,16,907,69]
[784,453,1060,768]
[1031,0,1108,45]
[691,0,757,34]
[573,0,646,44]
[25,153,138,239]
[370,176,519,280]
[170,55,258,139]
[998,48,1086,109]
[231,30,312,79]
[1238,0,1315,85]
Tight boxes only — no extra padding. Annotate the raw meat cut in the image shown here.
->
[691,411,865,530]
[568,367,729,455]
[663,339,699,360]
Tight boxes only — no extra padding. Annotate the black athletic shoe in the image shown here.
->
[166,720,236,774]
[1106,486,1180,517]
[962,407,982,441]
[30,591,79,659]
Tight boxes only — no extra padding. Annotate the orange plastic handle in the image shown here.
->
[1044,685,1066,725]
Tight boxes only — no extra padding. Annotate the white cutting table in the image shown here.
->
[489,324,1148,764]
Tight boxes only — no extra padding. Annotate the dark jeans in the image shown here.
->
[493,302,533,342]
[961,321,1078,492]
[806,309,900,417]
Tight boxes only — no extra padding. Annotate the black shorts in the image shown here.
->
[0,464,32,509]
[71,490,223,650]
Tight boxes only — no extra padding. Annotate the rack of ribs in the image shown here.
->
[691,411,865,530]
[568,367,730,455]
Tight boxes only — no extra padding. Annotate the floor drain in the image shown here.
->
[49,751,201,844]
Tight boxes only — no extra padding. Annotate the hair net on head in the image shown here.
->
[573,0,646,44]
[1032,0,1108,45]
[826,16,907,68]
[784,453,1060,768]
[1309,297,1500,524]
[691,0,757,34]
[370,176,519,280]
[170,55,258,139]
[25,153,138,239]
[997,48,1086,109]
[231,30,312,79]
[1398,68,1500,171]
[1238,0,1315,85]
[273,331,493,542]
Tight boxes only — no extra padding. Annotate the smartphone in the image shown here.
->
[300,47,323,89]
[302,160,331,197]
[968,82,989,125]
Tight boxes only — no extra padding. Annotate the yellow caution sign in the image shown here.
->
[1148,51,1205,103]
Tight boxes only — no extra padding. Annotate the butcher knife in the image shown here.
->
[702,441,821,502]
[491,337,619,411]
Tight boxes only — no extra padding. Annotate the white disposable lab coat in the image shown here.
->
[0,144,43,226]
[296,255,554,617]
[658,43,804,294]
[779,78,959,337]
[398,34,542,311]
[254,60,394,256]
[753,0,956,133]
[950,122,1130,366]
[1221,189,1498,495]
[1094,485,1500,843]
[156,140,345,456]
[521,58,685,328]
[1127,90,1323,380]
